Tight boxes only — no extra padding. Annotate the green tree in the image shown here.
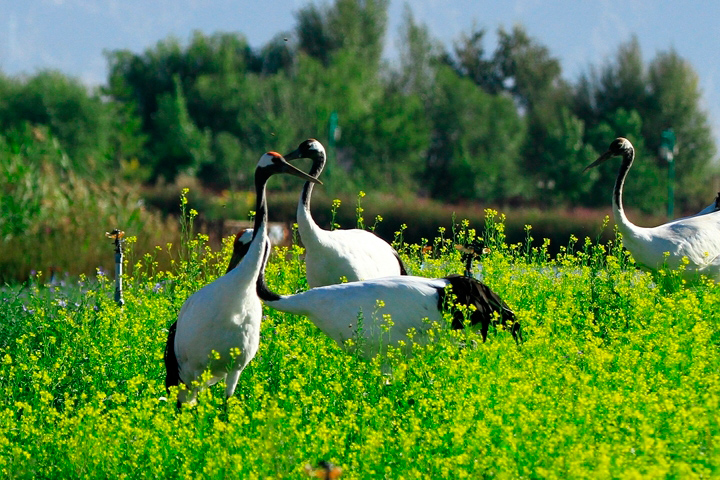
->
[584,108,666,212]
[574,37,646,132]
[152,76,212,180]
[256,33,295,74]
[525,107,598,205]
[0,71,114,175]
[296,0,389,68]
[574,38,717,212]
[449,25,564,109]
[425,66,525,202]
[396,5,440,98]
[295,4,336,66]
[448,25,581,205]
[493,25,564,111]
[447,27,497,94]
[645,50,717,208]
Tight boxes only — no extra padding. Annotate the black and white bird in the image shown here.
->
[585,137,720,281]
[255,244,520,359]
[284,139,407,287]
[163,152,320,405]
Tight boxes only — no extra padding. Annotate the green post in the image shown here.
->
[328,111,339,150]
[660,128,677,219]
[668,159,675,219]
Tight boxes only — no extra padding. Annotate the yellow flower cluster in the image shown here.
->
[0,211,719,477]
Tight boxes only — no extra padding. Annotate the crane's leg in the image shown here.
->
[220,369,243,420]
[224,369,242,399]
[176,385,198,408]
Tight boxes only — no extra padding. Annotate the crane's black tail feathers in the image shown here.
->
[440,274,522,344]
[394,249,409,276]
[163,321,180,394]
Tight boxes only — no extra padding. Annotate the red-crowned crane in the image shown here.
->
[163,152,320,406]
[255,243,521,359]
[283,139,407,287]
[585,137,720,281]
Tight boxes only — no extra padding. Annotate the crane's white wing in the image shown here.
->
[269,276,447,357]
[626,211,720,280]
[304,228,405,287]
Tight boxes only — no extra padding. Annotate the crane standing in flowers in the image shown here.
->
[163,227,253,395]
[585,137,720,281]
[283,139,407,287]
[164,152,320,406]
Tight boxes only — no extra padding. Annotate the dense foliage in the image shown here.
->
[0,125,178,283]
[0,213,718,477]
[0,0,716,210]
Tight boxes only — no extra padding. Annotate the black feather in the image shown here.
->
[438,274,521,343]
[163,321,180,393]
[393,249,408,276]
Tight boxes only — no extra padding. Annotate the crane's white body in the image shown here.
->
[287,139,405,287]
[298,208,405,287]
[264,274,450,358]
[590,138,720,282]
[174,223,267,404]
[615,208,720,279]
[168,152,319,405]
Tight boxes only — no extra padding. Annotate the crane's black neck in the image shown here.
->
[613,147,635,214]
[252,170,270,240]
[253,167,282,301]
[256,240,281,301]
[300,151,326,211]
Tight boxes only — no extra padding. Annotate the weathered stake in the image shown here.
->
[105,229,125,307]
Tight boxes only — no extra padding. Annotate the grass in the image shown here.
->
[0,129,180,284]
[0,209,719,478]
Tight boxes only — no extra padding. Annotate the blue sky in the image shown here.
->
[2,0,719,150]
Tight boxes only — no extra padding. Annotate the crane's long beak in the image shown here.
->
[283,147,303,161]
[583,150,613,173]
[280,158,322,184]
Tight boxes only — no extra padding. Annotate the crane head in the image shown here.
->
[283,139,327,178]
[226,228,254,273]
[257,152,322,184]
[284,139,325,162]
[583,137,634,172]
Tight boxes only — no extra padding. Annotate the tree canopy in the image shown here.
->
[0,2,716,213]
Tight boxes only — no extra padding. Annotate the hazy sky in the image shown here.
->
[2,0,719,149]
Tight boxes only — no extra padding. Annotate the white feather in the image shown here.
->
[174,223,267,404]
[299,214,405,287]
[590,137,720,281]
[257,152,276,168]
[264,276,449,358]
[288,139,405,287]
[168,151,319,405]
[618,211,720,277]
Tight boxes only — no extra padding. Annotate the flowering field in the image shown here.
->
[1,211,719,478]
